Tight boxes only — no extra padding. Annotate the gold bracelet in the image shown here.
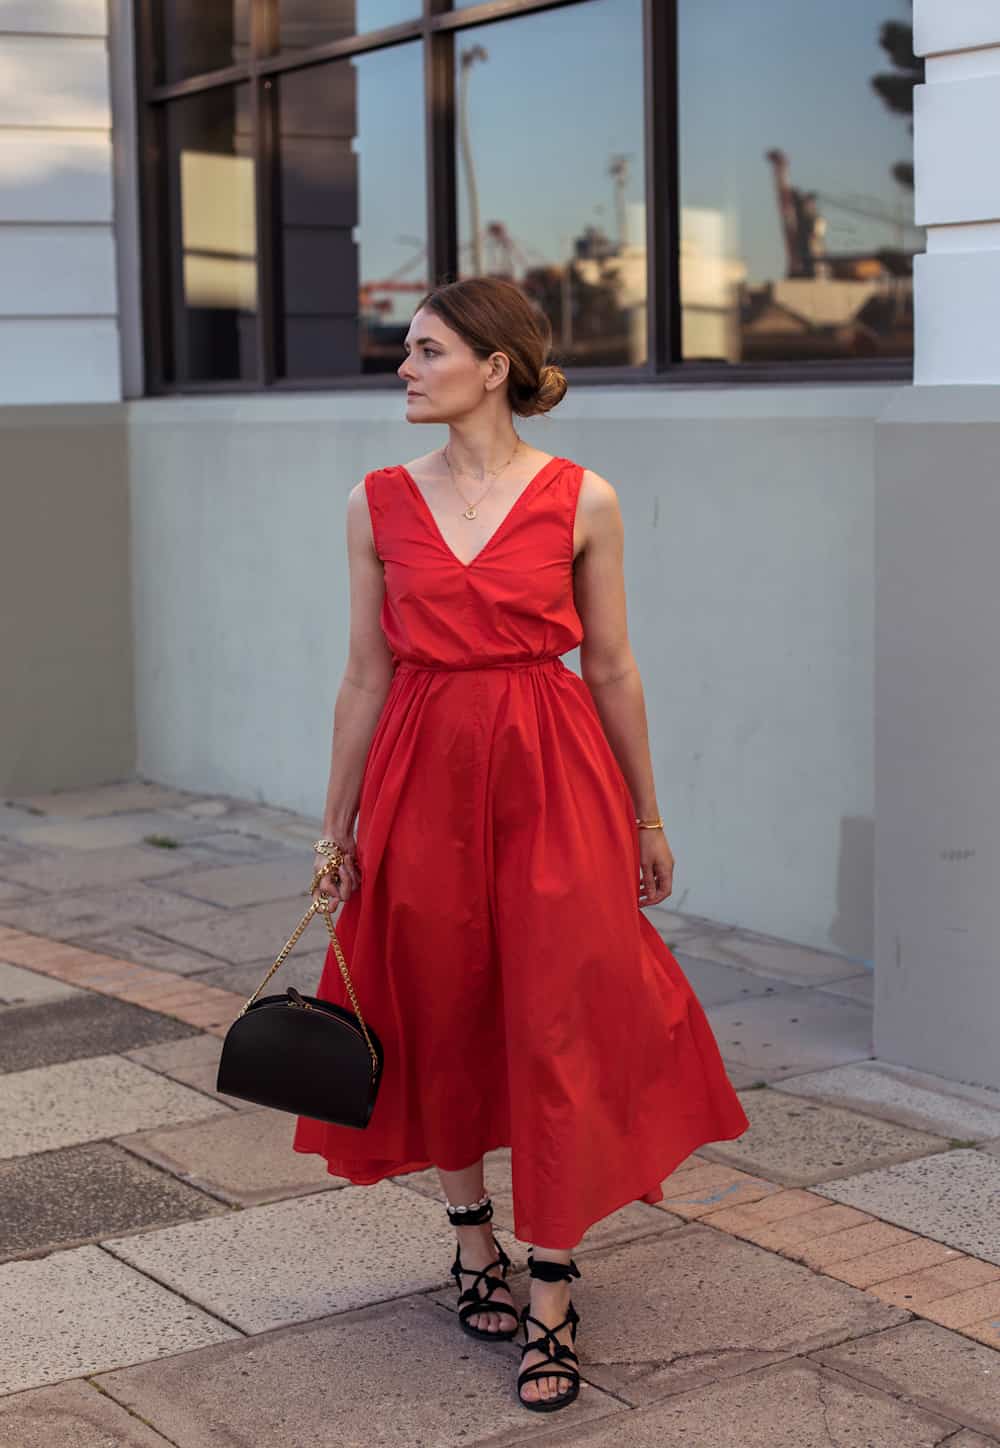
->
[636,816,664,830]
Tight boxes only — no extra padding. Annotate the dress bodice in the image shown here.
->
[364,455,585,670]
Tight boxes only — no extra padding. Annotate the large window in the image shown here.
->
[136,0,922,391]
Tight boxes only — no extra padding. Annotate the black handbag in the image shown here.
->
[216,889,384,1129]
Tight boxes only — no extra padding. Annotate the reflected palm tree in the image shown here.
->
[870,2,923,191]
[458,44,488,274]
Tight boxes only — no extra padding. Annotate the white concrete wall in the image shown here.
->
[127,386,891,966]
[0,0,121,402]
[913,0,1000,384]
[872,1,1000,1089]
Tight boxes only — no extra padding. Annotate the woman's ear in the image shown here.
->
[484,350,511,391]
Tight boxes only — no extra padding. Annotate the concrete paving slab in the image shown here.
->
[515,1358,963,1447]
[172,831,305,864]
[102,1178,523,1334]
[189,948,329,1000]
[0,992,200,1074]
[152,856,314,909]
[125,1031,259,1110]
[644,906,727,939]
[0,960,83,1005]
[152,896,338,965]
[716,1060,771,1088]
[76,925,226,975]
[0,1140,227,1262]
[695,1086,948,1186]
[9,812,215,852]
[178,799,232,818]
[0,882,223,942]
[0,1055,231,1160]
[816,971,875,1004]
[6,781,197,819]
[671,952,801,1006]
[0,1244,239,1394]
[93,1294,625,1445]
[397,1147,685,1252]
[773,1060,1000,1141]
[813,1318,1000,1439]
[704,988,874,1079]
[432,1223,908,1407]
[117,1107,345,1205]
[0,843,205,892]
[678,932,867,986]
[814,1149,1000,1266]
[0,1379,177,1446]
[0,878,36,903]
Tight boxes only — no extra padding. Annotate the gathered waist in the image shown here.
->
[394,652,566,674]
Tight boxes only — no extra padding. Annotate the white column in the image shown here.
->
[0,0,121,403]
[913,0,1000,382]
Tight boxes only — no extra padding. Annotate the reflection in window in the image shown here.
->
[278,0,419,54]
[164,86,258,382]
[678,0,924,365]
[454,0,646,368]
[277,43,426,378]
[155,0,251,84]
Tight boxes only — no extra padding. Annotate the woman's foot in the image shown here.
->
[519,1275,578,1405]
[453,1224,516,1334]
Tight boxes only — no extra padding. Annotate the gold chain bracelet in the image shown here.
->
[636,816,664,830]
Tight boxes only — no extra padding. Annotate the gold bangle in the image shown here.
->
[636,816,663,830]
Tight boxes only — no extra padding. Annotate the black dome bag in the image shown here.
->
[216,890,383,1129]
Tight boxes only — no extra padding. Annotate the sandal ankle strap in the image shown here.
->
[527,1253,581,1283]
[445,1192,493,1227]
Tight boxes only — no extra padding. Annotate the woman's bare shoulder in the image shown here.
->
[578,466,620,513]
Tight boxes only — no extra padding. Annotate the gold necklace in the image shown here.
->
[443,437,522,520]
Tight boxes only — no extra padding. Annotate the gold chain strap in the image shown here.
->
[236,852,379,1076]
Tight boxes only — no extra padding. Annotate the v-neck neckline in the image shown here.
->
[397,455,563,570]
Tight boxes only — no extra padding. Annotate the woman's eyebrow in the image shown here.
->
[403,337,440,350]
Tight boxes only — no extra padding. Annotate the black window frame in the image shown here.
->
[134,0,914,394]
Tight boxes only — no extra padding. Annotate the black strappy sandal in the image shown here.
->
[516,1253,582,1412]
[446,1193,520,1343]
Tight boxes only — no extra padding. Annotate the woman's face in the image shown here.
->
[397,306,505,423]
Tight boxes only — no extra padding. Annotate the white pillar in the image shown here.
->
[913,0,1000,382]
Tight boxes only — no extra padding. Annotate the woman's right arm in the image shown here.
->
[314,480,395,906]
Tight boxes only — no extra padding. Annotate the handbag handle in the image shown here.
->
[236,893,379,1073]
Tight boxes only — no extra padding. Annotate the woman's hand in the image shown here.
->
[637,828,674,907]
[312,839,362,910]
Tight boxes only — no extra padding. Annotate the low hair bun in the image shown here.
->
[522,362,568,418]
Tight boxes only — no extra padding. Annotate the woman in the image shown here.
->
[293,276,749,1413]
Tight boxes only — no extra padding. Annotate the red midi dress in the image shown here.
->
[292,454,749,1248]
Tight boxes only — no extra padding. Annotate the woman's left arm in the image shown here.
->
[572,469,674,908]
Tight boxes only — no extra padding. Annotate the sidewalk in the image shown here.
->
[2,778,999,1445]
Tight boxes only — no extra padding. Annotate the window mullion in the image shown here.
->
[424,7,457,286]
[644,0,679,371]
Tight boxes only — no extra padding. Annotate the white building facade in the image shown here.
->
[2,0,998,1087]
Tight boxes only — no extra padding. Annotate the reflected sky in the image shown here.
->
[359,0,918,296]
[680,0,922,288]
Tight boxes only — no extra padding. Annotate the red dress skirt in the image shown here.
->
[292,455,749,1247]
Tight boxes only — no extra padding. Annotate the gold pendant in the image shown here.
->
[463,506,477,520]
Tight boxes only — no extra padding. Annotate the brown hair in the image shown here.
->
[416,276,568,417]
